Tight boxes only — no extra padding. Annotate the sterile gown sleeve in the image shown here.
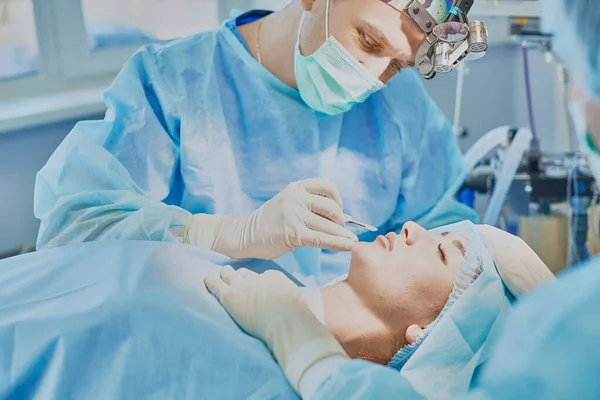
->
[385,75,478,231]
[310,360,426,400]
[34,45,191,249]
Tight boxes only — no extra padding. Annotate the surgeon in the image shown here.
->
[34,0,477,279]
[205,0,600,398]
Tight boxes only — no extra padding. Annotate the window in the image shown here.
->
[1,0,290,83]
[0,0,39,81]
[0,0,293,132]
[0,0,292,100]
[81,0,220,52]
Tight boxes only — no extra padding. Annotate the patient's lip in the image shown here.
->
[376,235,391,250]
[385,232,396,251]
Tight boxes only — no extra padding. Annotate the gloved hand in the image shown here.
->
[185,178,358,259]
[205,266,349,391]
[476,224,556,297]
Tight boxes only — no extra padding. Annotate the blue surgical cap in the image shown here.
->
[542,0,600,100]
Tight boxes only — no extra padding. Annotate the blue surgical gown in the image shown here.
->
[0,241,298,399]
[34,15,476,280]
[312,259,600,400]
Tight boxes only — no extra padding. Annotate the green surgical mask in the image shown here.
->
[294,0,385,115]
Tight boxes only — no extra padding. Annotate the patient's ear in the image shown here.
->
[405,324,426,345]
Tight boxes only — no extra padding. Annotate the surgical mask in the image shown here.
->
[294,0,385,115]
[570,99,600,180]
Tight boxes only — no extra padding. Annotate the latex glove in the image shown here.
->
[205,266,349,391]
[185,178,358,259]
[476,224,556,297]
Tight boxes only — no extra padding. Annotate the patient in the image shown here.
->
[0,221,551,399]
[209,220,555,398]
[313,221,470,365]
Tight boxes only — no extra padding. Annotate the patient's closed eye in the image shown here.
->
[453,240,466,256]
[438,244,447,265]
[441,233,467,256]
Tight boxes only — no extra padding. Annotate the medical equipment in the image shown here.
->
[464,126,533,227]
[459,15,599,269]
[464,146,596,268]
[384,0,489,79]
[344,214,378,232]
[566,166,594,265]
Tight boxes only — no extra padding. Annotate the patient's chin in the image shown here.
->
[350,241,371,259]
[349,242,378,270]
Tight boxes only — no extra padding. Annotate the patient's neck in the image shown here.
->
[320,282,406,365]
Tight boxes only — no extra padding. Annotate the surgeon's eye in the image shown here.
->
[389,61,402,72]
[359,30,380,52]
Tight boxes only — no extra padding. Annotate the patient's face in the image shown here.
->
[348,222,469,329]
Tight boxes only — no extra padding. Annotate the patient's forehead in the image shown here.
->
[429,225,474,248]
[438,231,467,238]
[437,231,469,245]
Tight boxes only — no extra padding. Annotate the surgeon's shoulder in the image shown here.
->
[375,69,438,120]
[147,26,221,58]
[379,69,431,103]
[372,68,441,129]
[127,27,223,84]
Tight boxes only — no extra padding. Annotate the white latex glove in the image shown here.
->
[476,224,556,297]
[185,178,358,259]
[204,266,349,391]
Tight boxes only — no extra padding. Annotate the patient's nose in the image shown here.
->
[402,222,431,246]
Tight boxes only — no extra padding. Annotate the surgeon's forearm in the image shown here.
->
[183,213,246,254]
[309,359,427,400]
[37,202,191,249]
[299,356,350,400]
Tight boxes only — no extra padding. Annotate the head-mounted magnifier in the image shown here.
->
[382,0,488,79]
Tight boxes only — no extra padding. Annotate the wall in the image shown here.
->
[424,44,564,154]
[425,45,519,152]
[82,0,219,41]
[511,48,573,153]
[0,115,102,254]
